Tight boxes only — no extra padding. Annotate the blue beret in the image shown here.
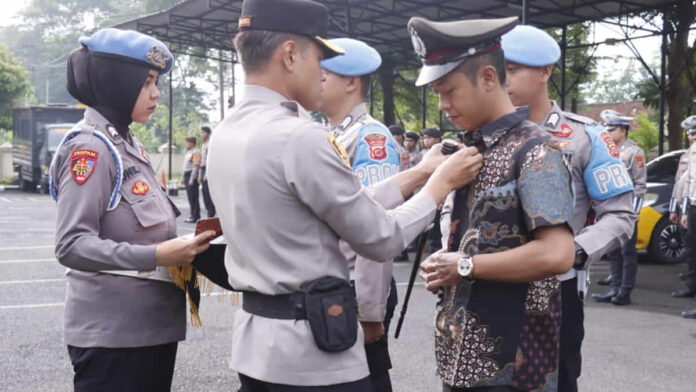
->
[79,28,174,74]
[321,38,381,76]
[501,25,560,67]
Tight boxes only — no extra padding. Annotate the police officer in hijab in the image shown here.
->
[50,28,215,391]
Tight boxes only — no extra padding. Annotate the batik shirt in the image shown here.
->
[436,109,573,391]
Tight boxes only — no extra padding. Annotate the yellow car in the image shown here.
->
[636,150,687,264]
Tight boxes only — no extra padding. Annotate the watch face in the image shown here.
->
[458,256,473,277]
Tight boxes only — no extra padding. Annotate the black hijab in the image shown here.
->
[66,47,152,137]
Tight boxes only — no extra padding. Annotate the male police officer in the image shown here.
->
[389,125,410,170]
[591,110,646,305]
[199,126,216,218]
[206,0,483,389]
[405,131,423,169]
[410,16,576,392]
[676,116,696,317]
[318,37,400,391]
[502,25,635,392]
[182,136,201,222]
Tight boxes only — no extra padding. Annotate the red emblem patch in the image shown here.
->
[635,154,645,169]
[551,123,574,138]
[131,181,150,195]
[600,132,620,158]
[327,304,344,317]
[70,149,98,185]
[364,133,388,161]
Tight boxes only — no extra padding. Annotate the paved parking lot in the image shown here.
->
[1,190,695,391]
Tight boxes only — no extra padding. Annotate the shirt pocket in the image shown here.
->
[121,181,172,229]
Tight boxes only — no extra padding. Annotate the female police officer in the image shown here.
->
[49,28,215,391]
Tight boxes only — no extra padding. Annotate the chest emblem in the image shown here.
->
[599,132,620,158]
[544,112,560,129]
[70,149,98,185]
[635,154,645,169]
[131,181,150,195]
[364,133,388,161]
[551,123,573,138]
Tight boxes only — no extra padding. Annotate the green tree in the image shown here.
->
[548,23,597,112]
[0,44,33,129]
[629,112,660,158]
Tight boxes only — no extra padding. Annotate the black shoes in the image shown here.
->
[681,309,696,319]
[592,288,618,303]
[596,275,612,286]
[671,288,696,298]
[611,290,631,306]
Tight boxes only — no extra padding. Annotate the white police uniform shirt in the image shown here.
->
[206,85,437,386]
[681,143,696,213]
[333,103,401,322]
[541,102,635,281]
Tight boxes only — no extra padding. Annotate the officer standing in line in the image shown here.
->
[318,37,401,391]
[199,126,216,218]
[404,131,423,169]
[182,136,201,222]
[670,116,696,298]
[205,0,483,390]
[421,127,442,152]
[675,116,696,315]
[501,25,635,392]
[50,28,215,391]
[389,125,410,170]
[592,110,646,305]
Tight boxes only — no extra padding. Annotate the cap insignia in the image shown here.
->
[146,45,169,70]
[239,16,252,28]
[409,26,426,58]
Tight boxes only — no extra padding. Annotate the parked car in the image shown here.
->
[636,149,687,264]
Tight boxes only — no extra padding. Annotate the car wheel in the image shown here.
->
[648,217,686,264]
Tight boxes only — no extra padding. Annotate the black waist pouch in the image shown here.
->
[301,276,358,352]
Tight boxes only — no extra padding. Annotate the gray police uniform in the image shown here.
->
[50,107,184,348]
[183,146,201,220]
[670,151,689,213]
[605,139,646,294]
[540,102,635,391]
[679,143,696,293]
[206,85,437,386]
[199,140,216,218]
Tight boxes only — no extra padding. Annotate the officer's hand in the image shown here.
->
[155,230,217,267]
[682,214,689,230]
[417,142,448,174]
[420,252,461,293]
[360,321,385,344]
[670,212,679,224]
[433,146,483,190]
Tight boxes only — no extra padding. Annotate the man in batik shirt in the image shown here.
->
[409,16,576,392]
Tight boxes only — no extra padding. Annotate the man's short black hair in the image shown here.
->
[185,136,197,144]
[359,74,371,100]
[458,48,506,86]
[234,30,311,74]
[201,126,211,134]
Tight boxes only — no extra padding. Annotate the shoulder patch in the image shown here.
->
[363,132,388,161]
[70,149,98,185]
[327,133,351,167]
[635,154,645,169]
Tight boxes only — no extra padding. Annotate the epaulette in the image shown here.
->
[563,111,596,125]
[49,123,123,211]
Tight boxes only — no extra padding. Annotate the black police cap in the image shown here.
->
[389,125,405,136]
[239,0,344,59]
[405,131,420,141]
[423,128,443,138]
[408,16,518,86]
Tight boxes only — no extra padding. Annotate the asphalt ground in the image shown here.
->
[1,189,695,392]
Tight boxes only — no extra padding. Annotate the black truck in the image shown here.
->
[12,106,85,193]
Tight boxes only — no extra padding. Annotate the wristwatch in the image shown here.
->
[574,243,588,269]
[457,255,475,279]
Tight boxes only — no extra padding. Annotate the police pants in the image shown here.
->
[607,228,638,291]
[67,342,177,392]
[238,374,374,392]
[183,170,200,220]
[683,206,696,291]
[200,166,216,218]
[558,277,584,392]
[443,385,523,392]
[364,278,398,392]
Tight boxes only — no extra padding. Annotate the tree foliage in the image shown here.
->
[0,44,33,130]
[629,112,660,157]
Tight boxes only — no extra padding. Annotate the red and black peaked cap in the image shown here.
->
[238,0,344,59]
[408,16,518,86]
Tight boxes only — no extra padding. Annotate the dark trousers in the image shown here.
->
[200,166,216,218]
[67,343,177,392]
[238,374,374,392]
[444,385,522,392]
[364,278,398,392]
[558,278,584,392]
[183,170,200,220]
[683,206,696,291]
[429,211,442,253]
[607,228,638,291]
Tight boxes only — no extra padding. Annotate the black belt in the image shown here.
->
[242,291,307,320]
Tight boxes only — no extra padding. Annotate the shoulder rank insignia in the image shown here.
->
[327,133,351,167]
[70,149,98,185]
[131,181,150,195]
[635,154,645,169]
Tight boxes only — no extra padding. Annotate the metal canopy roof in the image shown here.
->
[117,0,680,62]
